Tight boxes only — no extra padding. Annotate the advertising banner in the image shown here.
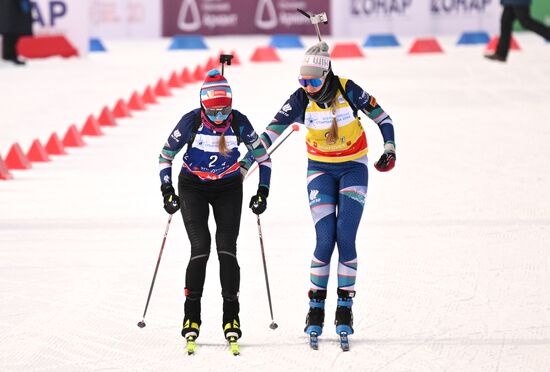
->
[430,0,501,36]
[331,0,502,37]
[162,0,331,36]
[331,0,431,37]
[31,0,90,54]
[89,0,161,38]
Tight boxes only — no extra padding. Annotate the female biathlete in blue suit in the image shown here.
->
[159,70,271,345]
[241,42,396,341]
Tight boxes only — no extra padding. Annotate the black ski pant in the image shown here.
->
[2,33,20,60]
[178,173,242,324]
[496,5,550,59]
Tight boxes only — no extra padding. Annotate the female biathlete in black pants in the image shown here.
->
[158,69,271,350]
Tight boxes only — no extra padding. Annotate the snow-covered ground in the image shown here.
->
[1,35,550,371]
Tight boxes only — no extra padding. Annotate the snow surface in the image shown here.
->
[1,35,550,371]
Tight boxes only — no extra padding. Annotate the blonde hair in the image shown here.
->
[326,100,338,145]
[218,133,230,156]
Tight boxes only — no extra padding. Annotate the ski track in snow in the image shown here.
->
[1,35,550,371]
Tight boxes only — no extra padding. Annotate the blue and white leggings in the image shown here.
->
[306,158,368,292]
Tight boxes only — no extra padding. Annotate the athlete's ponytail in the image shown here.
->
[218,133,230,156]
[326,100,339,145]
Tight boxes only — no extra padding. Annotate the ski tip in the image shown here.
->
[227,336,240,355]
[309,333,319,350]
[185,336,197,355]
[230,343,240,355]
[339,332,350,351]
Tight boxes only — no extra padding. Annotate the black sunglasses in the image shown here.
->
[204,107,232,117]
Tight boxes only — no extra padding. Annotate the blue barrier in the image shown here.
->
[269,34,304,48]
[89,38,106,52]
[168,35,208,50]
[363,34,400,48]
[457,31,490,45]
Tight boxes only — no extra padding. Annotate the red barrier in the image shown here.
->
[486,36,521,52]
[45,133,67,155]
[204,57,217,71]
[82,115,104,135]
[128,92,146,111]
[193,65,206,81]
[18,35,78,59]
[230,50,241,65]
[113,99,132,118]
[250,47,281,62]
[168,71,184,88]
[98,107,117,126]
[142,86,158,104]
[27,139,51,162]
[63,125,86,147]
[181,67,195,84]
[155,78,172,97]
[0,155,13,180]
[409,38,444,54]
[6,143,32,170]
[330,43,364,58]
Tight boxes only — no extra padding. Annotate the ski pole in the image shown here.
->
[137,214,173,328]
[266,124,300,157]
[246,124,300,179]
[247,124,300,328]
[256,214,278,330]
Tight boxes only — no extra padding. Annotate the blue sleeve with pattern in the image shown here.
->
[240,88,307,169]
[158,110,197,185]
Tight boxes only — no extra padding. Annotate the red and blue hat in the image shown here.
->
[200,69,232,109]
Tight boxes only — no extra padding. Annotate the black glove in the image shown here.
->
[249,186,269,215]
[161,184,180,214]
[374,143,396,172]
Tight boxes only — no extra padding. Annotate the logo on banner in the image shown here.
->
[351,0,412,16]
[32,0,67,27]
[431,0,492,14]
[178,0,201,31]
[255,0,278,29]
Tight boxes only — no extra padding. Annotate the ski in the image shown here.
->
[309,332,319,350]
[185,336,196,355]
[227,336,240,356]
[339,332,350,351]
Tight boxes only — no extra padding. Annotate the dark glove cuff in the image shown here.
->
[161,183,175,196]
[257,186,269,198]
